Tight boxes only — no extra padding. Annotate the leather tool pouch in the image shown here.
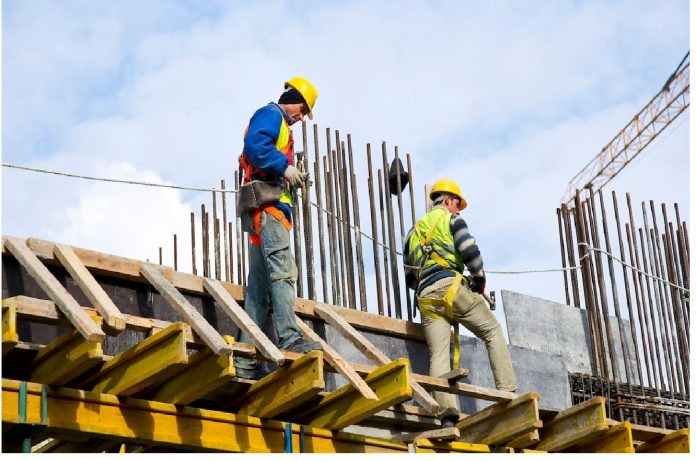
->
[236,180,283,215]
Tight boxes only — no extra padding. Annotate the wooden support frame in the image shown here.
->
[2,379,411,453]
[294,315,378,401]
[455,392,542,446]
[202,278,284,365]
[82,322,189,396]
[29,323,104,386]
[233,350,325,419]
[636,428,690,453]
[141,263,233,356]
[2,299,19,355]
[3,236,105,342]
[575,421,635,453]
[53,243,127,332]
[298,358,413,430]
[150,336,236,405]
[313,302,439,414]
[533,396,608,452]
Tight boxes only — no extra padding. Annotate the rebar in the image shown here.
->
[190,212,197,276]
[562,204,581,307]
[221,180,230,282]
[339,139,357,309]
[235,170,243,285]
[367,144,384,315]
[324,157,339,305]
[313,125,328,303]
[159,247,162,265]
[394,147,412,321]
[557,207,571,306]
[201,204,208,278]
[173,234,178,271]
[228,222,234,284]
[329,137,347,306]
[291,165,304,298]
[212,190,221,280]
[347,135,367,311]
[382,142,402,319]
[378,169,393,317]
[301,122,315,300]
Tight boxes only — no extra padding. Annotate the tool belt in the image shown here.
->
[236,180,284,216]
[417,272,467,369]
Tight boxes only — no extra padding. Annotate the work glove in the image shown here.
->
[470,276,486,294]
[284,165,303,187]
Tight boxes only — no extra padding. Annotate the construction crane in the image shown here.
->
[561,52,690,206]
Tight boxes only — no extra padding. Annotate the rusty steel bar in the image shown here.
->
[348,134,367,312]
[228,222,234,284]
[325,129,343,305]
[378,169,393,317]
[573,191,601,376]
[339,139,357,309]
[221,180,230,282]
[382,142,402,319]
[557,207,571,306]
[394,147,412,321]
[673,207,690,331]
[291,165,303,299]
[212,190,221,280]
[333,131,349,306]
[190,212,197,276]
[367,144,385,316]
[159,247,162,265]
[201,204,208,278]
[407,153,417,228]
[313,125,328,303]
[562,204,581,307]
[659,230,686,395]
[173,234,178,271]
[235,171,242,285]
[300,122,315,300]
[329,143,347,305]
[324,157,339,305]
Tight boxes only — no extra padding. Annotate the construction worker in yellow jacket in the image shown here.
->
[235,77,321,380]
[404,179,517,427]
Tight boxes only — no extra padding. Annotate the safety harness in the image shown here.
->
[410,209,467,369]
[249,204,292,246]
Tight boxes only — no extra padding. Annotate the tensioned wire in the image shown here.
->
[2,162,689,292]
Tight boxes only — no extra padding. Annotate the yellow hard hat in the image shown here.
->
[430,179,467,210]
[285,77,318,120]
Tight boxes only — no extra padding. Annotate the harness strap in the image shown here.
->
[417,272,464,369]
[413,211,451,271]
[249,206,292,246]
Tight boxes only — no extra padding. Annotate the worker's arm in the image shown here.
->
[450,215,486,292]
[243,104,290,177]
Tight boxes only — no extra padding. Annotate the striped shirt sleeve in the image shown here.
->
[450,214,484,278]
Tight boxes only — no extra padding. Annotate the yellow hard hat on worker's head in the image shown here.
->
[430,179,467,210]
[285,77,318,120]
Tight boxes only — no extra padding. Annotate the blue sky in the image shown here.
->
[1,0,691,323]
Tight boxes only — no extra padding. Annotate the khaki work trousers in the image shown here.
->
[419,277,517,417]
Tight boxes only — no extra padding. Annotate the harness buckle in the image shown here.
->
[422,243,433,255]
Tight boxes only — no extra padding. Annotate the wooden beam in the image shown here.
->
[294,315,378,401]
[150,336,236,405]
[234,350,325,419]
[636,428,689,453]
[608,419,673,443]
[202,278,283,365]
[575,421,635,453]
[392,427,460,443]
[140,263,232,356]
[533,396,608,452]
[53,243,127,332]
[3,236,105,342]
[413,439,491,453]
[507,430,540,449]
[313,302,439,414]
[2,299,19,355]
[299,358,413,430]
[414,372,516,402]
[439,368,469,381]
[29,325,104,386]
[455,392,542,446]
[83,322,189,396]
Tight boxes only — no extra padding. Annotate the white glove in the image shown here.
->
[284,165,302,187]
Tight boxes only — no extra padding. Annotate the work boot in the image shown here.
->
[285,337,322,354]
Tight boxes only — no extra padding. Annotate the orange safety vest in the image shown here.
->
[239,114,293,246]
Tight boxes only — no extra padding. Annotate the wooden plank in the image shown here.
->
[140,263,232,356]
[150,336,236,405]
[533,396,608,452]
[53,243,127,332]
[313,302,439,414]
[439,368,469,381]
[608,418,672,442]
[300,358,414,430]
[455,392,542,446]
[636,428,689,453]
[392,427,460,443]
[295,315,378,401]
[413,438,491,453]
[2,299,19,355]
[84,322,189,396]
[414,372,515,402]
[3,236,105,342]
[235,350,325,419]
[576,421,635,453]
[29,325,104,386]
[202,278,283,365]
[507,430,540,449]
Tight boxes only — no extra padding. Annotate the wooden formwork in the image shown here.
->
[1,236,689,453]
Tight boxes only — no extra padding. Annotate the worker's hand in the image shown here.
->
[470,276,486,294]
[284,165,303,187]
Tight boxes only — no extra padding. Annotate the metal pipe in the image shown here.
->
[221,180,230,282]
[557,207,571,306]
[190,212,197,276]
[367,144,384,315]
[323,158,339,305]
[378,169,393,317]
[562,204,581,307]
[348,134,367,311]
[313,125,328,303]
[382,142,402,319]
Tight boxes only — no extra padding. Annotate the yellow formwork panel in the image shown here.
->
[413,438,491,453]
[2,299,19,355]
[151,336,236,405]
[637,428,690,453]
[301,358,413,430]
[85,322,189,396]
[1,379,409,453]
[236,350,325,419]
[29,318,104,386]
[576,421,635,453]
[533,396,608,452]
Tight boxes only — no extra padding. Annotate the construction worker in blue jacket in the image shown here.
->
[404,179,517,427]
[235,77,321,380]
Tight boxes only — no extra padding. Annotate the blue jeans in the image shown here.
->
[234,210,302,370]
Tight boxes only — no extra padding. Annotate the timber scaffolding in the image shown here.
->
[1,236,689,453]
